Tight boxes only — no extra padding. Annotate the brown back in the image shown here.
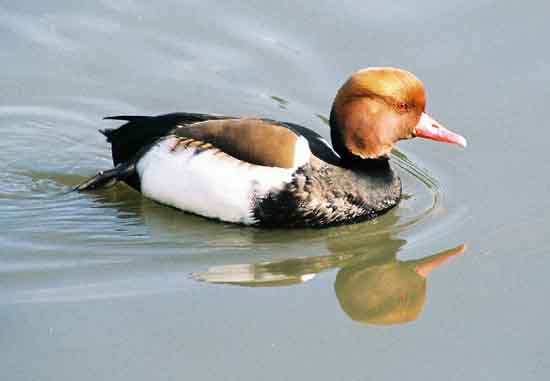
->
[175,118,301,168]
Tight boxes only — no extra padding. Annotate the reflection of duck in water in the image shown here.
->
[334,245,464,325]
[193,220,465,325]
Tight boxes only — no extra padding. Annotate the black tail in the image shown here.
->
[100,115,170,166]
[77,112,231,191]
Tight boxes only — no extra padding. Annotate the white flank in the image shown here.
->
[136,137,310,224]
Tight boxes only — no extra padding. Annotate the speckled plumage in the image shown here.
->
[253,157,401,227]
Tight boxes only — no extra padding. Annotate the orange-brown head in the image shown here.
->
[329,67,466,161]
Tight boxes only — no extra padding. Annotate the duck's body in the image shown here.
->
[77,68,466,228]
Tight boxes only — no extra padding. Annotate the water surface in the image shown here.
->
[2,1,550,380]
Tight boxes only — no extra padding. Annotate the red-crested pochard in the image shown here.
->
[76,67,466,227]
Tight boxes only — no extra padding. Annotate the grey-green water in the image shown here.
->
[2,1,549,380]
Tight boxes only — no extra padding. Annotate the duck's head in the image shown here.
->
[330,67,467,161]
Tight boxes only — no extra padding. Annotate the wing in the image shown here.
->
[172,118,310,169]
[102,112,340,167]
[102,112,231,166]
[77,112,340,191]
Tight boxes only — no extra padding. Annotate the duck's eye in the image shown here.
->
[398,102,409,112]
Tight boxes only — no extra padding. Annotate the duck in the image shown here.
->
[76,67,467,228]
